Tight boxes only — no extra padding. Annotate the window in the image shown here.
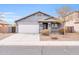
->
[55,24,58,27]
[51,23,58,29]
[78,13,79,18]
[52,24,54,27]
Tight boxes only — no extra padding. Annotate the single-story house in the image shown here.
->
[15,11,62,34]
[15,11,79,34]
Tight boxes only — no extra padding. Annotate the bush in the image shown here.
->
[59,29,64,34]
[59,28,69,34]
[51,36,58,40]
[41,29,49,36]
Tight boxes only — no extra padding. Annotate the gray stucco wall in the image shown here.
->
[16,13,50,25]
[15,12,51,33]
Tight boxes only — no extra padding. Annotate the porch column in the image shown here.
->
[39,22,43,33]
[48,22,51,34]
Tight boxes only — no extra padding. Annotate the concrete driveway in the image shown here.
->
[0,33,40,45]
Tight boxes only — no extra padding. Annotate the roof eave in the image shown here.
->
[15,11,54,23]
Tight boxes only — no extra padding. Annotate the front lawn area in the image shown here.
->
[40,33,79,41]
[0,33,13,40]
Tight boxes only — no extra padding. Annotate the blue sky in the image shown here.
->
[0,4,79,24]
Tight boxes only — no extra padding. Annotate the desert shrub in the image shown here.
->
[59,29,64,34]
[59,28,69,34]
[41,29,49,36]
[51,36,58,40]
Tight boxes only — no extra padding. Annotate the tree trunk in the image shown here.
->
[63,17,66,35]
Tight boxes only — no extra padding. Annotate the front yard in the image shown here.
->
[0,33,13,40]
[0,32,79,41]
[40,33,79,41]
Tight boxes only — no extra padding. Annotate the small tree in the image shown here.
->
[56,6,71,34]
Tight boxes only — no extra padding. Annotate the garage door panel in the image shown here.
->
[18,25,39,33]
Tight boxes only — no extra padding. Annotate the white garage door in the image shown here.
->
[74,24,79,32]
[18,25,39,33]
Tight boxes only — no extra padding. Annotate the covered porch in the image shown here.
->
[38,20,63,34]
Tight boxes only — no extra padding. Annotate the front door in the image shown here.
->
[43,23,48,29]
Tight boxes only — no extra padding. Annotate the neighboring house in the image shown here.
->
[0,20,9,33]
[0,20,14,33]
[15,11,62,34]
[64,11,79,32]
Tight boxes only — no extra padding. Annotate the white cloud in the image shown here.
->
[0,12,15,15]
